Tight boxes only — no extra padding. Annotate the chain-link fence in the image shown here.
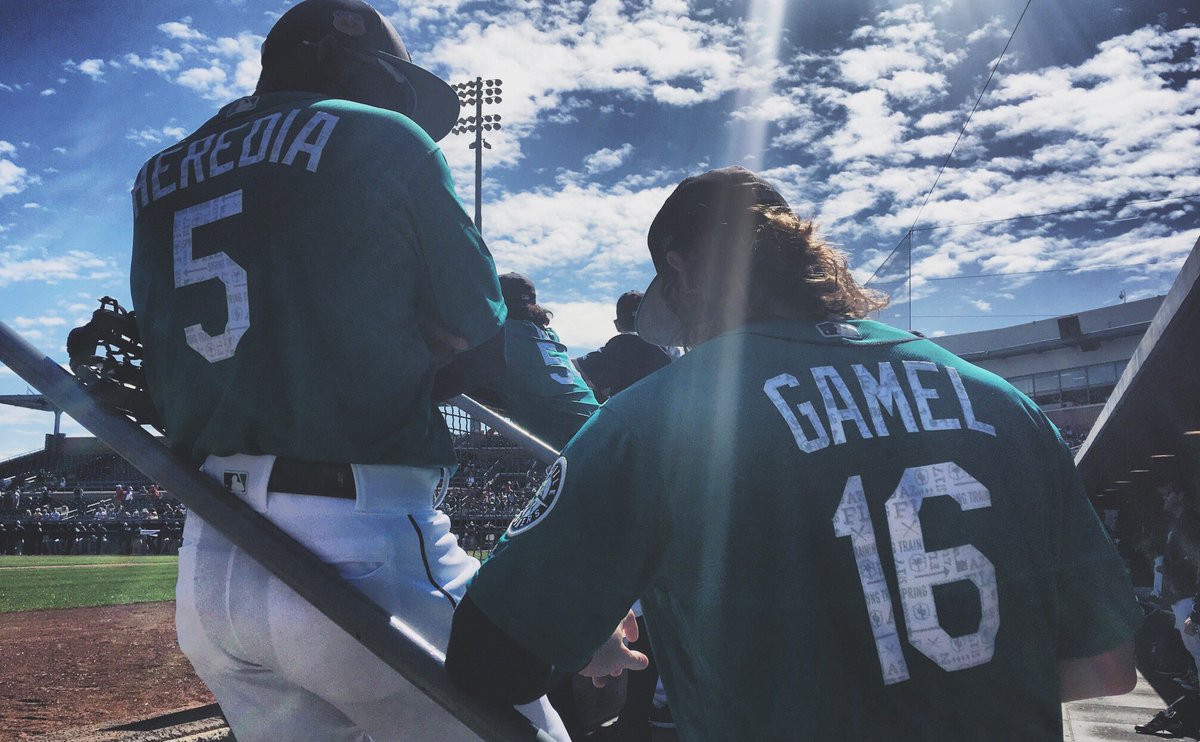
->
[439,404,547,560]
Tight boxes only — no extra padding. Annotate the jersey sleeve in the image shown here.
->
[405,148,505,348]
[1050,431,1142,659]
[466,407,663,671]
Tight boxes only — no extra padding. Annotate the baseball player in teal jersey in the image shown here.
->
[482,272,599,451]
[447,167,1140,740]
[130,2,565,739]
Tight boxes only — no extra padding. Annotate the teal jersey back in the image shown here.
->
[494,320,599,451]
[130,93,505,465]
[469,318,1140,740]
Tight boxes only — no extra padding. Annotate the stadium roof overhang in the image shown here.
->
[0,393,55,412]
[1075,234,1200,498]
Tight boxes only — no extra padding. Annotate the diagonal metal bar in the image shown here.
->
[0,319,552,742]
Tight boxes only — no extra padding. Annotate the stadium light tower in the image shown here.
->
[451,77,503,234]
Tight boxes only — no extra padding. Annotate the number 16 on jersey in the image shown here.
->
[833,462,1000,685]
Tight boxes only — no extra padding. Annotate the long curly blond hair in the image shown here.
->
[752,206,890,319]
[660,206,890,346]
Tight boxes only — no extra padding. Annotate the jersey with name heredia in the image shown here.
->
[468,317,1141,741]
[130,92,505,466]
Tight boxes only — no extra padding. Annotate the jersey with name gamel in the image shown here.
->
[469,318,1140,741]
[130,92,504,465]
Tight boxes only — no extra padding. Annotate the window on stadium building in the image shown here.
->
[1008,360,1128,410]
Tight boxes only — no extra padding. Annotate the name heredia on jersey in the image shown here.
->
[132,105,340,215]
[764,360,997,454]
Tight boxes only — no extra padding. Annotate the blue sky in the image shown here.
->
[0,0,1197,458]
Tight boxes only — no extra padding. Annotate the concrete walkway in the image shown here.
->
[1064,671,1180,741]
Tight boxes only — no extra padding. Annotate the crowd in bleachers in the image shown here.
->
[0,428,540,557]
[439,433,544,518]
[1,450,187,556]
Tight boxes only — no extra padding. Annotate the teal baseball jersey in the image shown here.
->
[468,318,1141,740]
[494,320,599,451]
[130,92,504,465]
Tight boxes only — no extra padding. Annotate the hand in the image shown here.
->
[418,316,469,366]
[1186,617,1199,636]
[578,611,649,688]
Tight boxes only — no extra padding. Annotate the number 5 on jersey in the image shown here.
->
[173,190,249,363]
[833,462,1000,685]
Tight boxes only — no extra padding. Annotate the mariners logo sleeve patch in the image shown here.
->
[507,456,567,536]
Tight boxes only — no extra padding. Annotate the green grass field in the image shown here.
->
[0,555,179,613]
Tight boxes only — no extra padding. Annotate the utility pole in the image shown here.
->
[451,78,503,234]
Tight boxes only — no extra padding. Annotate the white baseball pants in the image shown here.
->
[175,453,568,741]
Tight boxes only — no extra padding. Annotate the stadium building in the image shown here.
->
[930,295,1163,440]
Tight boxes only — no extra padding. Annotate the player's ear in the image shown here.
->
[666,250,698,293]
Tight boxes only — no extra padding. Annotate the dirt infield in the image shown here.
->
[0,602,214,739]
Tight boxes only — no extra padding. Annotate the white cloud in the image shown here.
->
[170,32,262,100]
[966,17,1009,45]
[208,33,263,95]
[423,0,749,168]
[159,18,206,41]
[12,315,67,329]
[0,83,13,92]
[68,58,108,81]
[176,65,229,96]
[126,125,189,146]
[0,141,15,156]
[583,144,634,174]
[126,49,184,73]
[0,158,36,199]
[968,299,992,312]
[542,300,620,354]
[39,88,56,96]
[485,182,670,277]
[0,249,122,287]
[52,147,67,155]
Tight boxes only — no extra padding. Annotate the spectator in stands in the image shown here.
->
[1137,477,1200,735]
[575,290,672,403]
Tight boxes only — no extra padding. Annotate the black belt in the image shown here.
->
[267,458,356,499]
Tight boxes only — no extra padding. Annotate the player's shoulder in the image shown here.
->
[504,319,544,339]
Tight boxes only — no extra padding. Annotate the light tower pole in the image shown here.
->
[451,78,503,235]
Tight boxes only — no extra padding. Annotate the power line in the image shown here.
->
[864,231,911,285]
[865,1,1030,288]
[906,0,1032,235]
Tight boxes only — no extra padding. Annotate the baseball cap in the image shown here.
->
[616,290,643,328]
[499,272,537,308]
[261,0,460,141]
[636,167,792,346]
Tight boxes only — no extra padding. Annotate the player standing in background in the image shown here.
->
[448,166,1140,740]
[575,290,671,403]
[574,289,673,740]
[129,1,565,739]
[471,273,599,451]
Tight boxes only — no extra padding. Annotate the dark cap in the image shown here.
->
[616,290,643,328]
[499,272,536,307]
[637,167,792,346]
[261,0,460,141]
